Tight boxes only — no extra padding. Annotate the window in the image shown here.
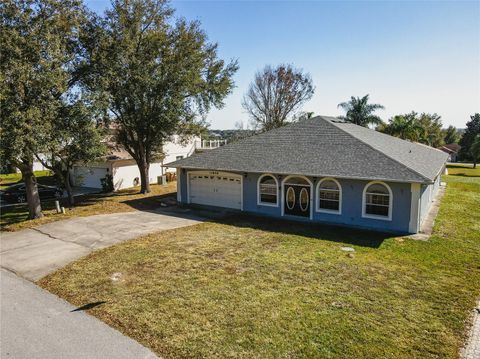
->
[363,181,392,220]
[317,178,341,214]
[258,174,278,206]
[176,155,184,160]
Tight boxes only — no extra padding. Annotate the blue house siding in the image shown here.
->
[178,169,413,233]
[312,178,411,233]
[178,169,189,203]
[419,174,441,224]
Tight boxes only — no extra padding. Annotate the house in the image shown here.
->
[438,143,461,162]
[166,116,448,234]
[73,135,200,191]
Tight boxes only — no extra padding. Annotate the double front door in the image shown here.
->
[284,184,310,217]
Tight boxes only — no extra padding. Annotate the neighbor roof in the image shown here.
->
[166,116,448,183]
[438,143,461,153]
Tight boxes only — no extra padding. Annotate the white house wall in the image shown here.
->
[112,162,163,191]
[32,154,50,172]
[162,135,198,173]
[73,165,110,189]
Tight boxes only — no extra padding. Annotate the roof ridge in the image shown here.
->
[322,117,432,183]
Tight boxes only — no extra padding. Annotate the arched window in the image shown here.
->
[258,174,278,206]
[363,181,392,220]
[317,178,341,214]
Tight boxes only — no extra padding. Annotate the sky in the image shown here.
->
[84,0,480,130]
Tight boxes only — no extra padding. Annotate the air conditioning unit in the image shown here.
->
[157,175,167,185]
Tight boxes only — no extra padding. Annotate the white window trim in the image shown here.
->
[362,181,393,221]
[281,175,313,219]
[316,177,342,215]
[257,174,279,207]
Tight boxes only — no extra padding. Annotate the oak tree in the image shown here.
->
[81,0,238,193]
[1,0,87,218]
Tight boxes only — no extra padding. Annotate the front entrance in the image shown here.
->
[283,177,311,217]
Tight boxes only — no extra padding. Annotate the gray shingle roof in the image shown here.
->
[166,116,448,183]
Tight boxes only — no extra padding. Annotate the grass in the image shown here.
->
[0,170,56,189]
[39,166,480,358]
[446,163,480,177]
[0,182,177,231]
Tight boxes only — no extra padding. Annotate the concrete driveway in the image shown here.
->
[1,269,158,359]
[1,210,204,281]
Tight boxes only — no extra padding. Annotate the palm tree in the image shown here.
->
[470,134,480,169]
[382,112,423,141]
[337,94,384,127]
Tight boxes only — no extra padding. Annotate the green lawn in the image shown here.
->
[0,170,55,189]
[39,167,480,358]
[446,163,480,177]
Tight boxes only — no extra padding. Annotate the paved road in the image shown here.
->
[0,269,158,359]
[1,210,204,281]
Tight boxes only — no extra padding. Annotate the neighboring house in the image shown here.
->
[162,135,227,172]
[167,116,448,234]
[2,155,49,174]
[73,135,200,191]
[72,148,164,191]
[162,135,199,173]
[438,143,461,162]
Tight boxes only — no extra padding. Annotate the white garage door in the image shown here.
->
[189,171,242,210]
[74,166,108,189]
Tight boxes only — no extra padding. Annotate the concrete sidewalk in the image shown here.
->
[0,269,158,359]
[1,210,204,281]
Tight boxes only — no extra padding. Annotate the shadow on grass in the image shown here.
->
[70,301,107,312]
[215,213,392,248]
[120,192,177,211]
[119,197,392,249]
[449,173,480,178]
[0,187,178,228]
[447,164,475,169]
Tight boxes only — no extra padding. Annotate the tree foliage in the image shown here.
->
[0,0,87,218]
[242,64,314,132]
[81,0,238,193]
[379,112,444,147]
[459,114,480,161]
[443,125,461,144]
[37,99,107,205]
[337,94,384,127]
[379,112,423,142]
[415,113,444,148]
[470,134,480,168]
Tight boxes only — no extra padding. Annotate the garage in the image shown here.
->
[73,166,109,189]
[188,171,242,210]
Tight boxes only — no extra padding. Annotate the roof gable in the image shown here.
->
[167,116,448,183]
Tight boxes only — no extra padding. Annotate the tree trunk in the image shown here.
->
[64,171,75,206]
[138,159,151,194]
[18,160,43,219]
[474,160,477,169]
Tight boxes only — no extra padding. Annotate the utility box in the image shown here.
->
[157,175,167,185]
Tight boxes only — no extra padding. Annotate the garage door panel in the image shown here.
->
[189,172,242,210]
